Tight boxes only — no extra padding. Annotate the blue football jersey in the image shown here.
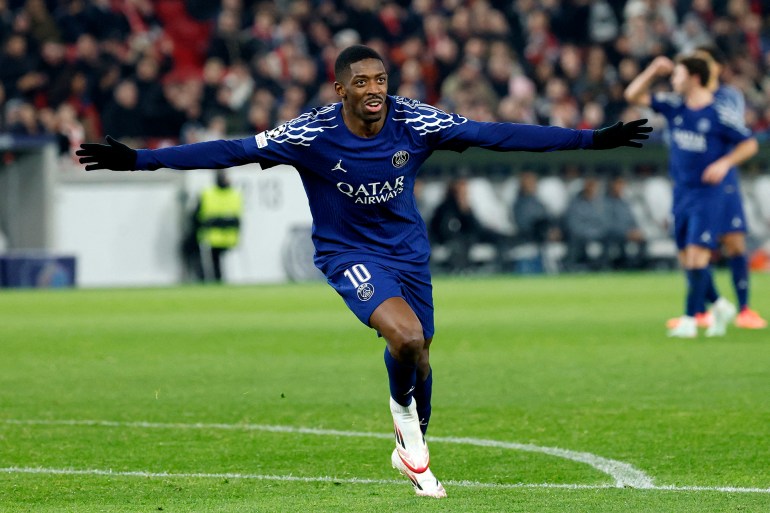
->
[650,91,752,213]
[713,84,746,190]
[136,95,593,275]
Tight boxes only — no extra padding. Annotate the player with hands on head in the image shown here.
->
[624,54,759,338]
[664,46,766,331]
[78,45,652,498]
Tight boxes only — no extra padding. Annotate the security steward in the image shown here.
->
[194,169,243,282]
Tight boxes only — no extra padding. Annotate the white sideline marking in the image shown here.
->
[5,418,769,494]
[0,466,610,490]
[3,418,651,488]
[2,467,769,494]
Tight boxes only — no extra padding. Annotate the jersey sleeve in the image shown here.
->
[393,98,592,153]
[430,118,594,152]
[133,117,315,171]
[135,138,280,171]
[715,104,754,144]
[650,92,681,118]
[715,85,745,114]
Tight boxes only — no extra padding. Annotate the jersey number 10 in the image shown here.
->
[343,264,372,288]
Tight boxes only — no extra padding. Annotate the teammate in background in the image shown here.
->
[77,45,652,498]
[625,55,759,338]
[665,46,766,330]
[187,169,243,282]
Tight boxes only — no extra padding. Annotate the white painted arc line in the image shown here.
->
[2,418,652,488]
[433,436,654,489]
[2,467,770,494]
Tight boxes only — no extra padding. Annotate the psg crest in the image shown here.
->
[357,282,375,301]
[391,150,409,168]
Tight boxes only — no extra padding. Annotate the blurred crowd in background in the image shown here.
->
[1,0,770,157]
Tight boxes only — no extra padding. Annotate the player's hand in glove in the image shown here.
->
[76,136,138,171]
[592,119,652,149]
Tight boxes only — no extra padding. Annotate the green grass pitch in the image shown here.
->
[1,272,769,512]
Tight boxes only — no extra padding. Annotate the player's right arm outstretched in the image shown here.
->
[77,135,275,171]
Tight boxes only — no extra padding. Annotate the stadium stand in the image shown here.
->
[1,0,769,278]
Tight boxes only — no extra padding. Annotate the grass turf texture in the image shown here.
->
[1,272,769,512]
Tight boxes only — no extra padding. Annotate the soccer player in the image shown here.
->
[665,46,766,330]
[624,55,759,338]
[77,45,652,497]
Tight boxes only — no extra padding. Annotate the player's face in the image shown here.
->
[336,58,388,124]
[670,64,689,94]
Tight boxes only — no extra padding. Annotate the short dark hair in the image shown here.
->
[694,44,726,65]
[677,56,711,86]
[334,45,384,82]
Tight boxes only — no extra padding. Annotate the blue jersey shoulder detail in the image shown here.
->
[714,85,745,112]
[653,92,683,108]
[390,96,468,135]
[713,95,751,136]
[259,103,340,147]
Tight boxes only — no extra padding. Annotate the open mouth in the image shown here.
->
[364,98,383,113]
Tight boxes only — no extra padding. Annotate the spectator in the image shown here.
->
[206,8,249,66]
[38,41,75,107]
[24,0,60,45]
[101,80,144,140]
[604,174,647,269]
[83,0,131,42]
[440,56,499,114]
[512,171,562,246]
[2,0,768,148]
[53,0,89,44]
[578,101,606,129]
[0,33,41,101]
[564,176,608,271]
[53,102,85,158]
[429,178,504,273]
[8,100,46,135]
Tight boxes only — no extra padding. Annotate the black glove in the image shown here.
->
[592,119,652,149]
[76,136,138,171]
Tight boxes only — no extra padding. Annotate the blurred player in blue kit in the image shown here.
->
[664,46,766,331]
[77,45,651,498]
[625,55,759,338]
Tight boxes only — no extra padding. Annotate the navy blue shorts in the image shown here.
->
[674,203,720,250]
[716,185,747,236]
[326,261,435,340]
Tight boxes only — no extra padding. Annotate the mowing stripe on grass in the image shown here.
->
[2,467,770,495]
[3,417,647,488]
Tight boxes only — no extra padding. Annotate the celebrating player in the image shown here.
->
[77,45,652,498]
[625,55,758,338]
[664,46,767,331]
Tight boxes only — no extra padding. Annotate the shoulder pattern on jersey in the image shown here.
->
[263,103,339,146]
[390,96,467,135]
[653,92,683,107]
[715,102,751,134]
[715,85,745,110]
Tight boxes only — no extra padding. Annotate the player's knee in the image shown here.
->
[388,326,425,363]
[722,238,746,256]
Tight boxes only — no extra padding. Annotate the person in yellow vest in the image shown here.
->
[192,170,243,282]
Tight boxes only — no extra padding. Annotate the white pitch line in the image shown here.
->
[3,418,651,487]
[431,435,653,489]
[2,467,770,494]
[5,418,768,494]
[0,466,610,490]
